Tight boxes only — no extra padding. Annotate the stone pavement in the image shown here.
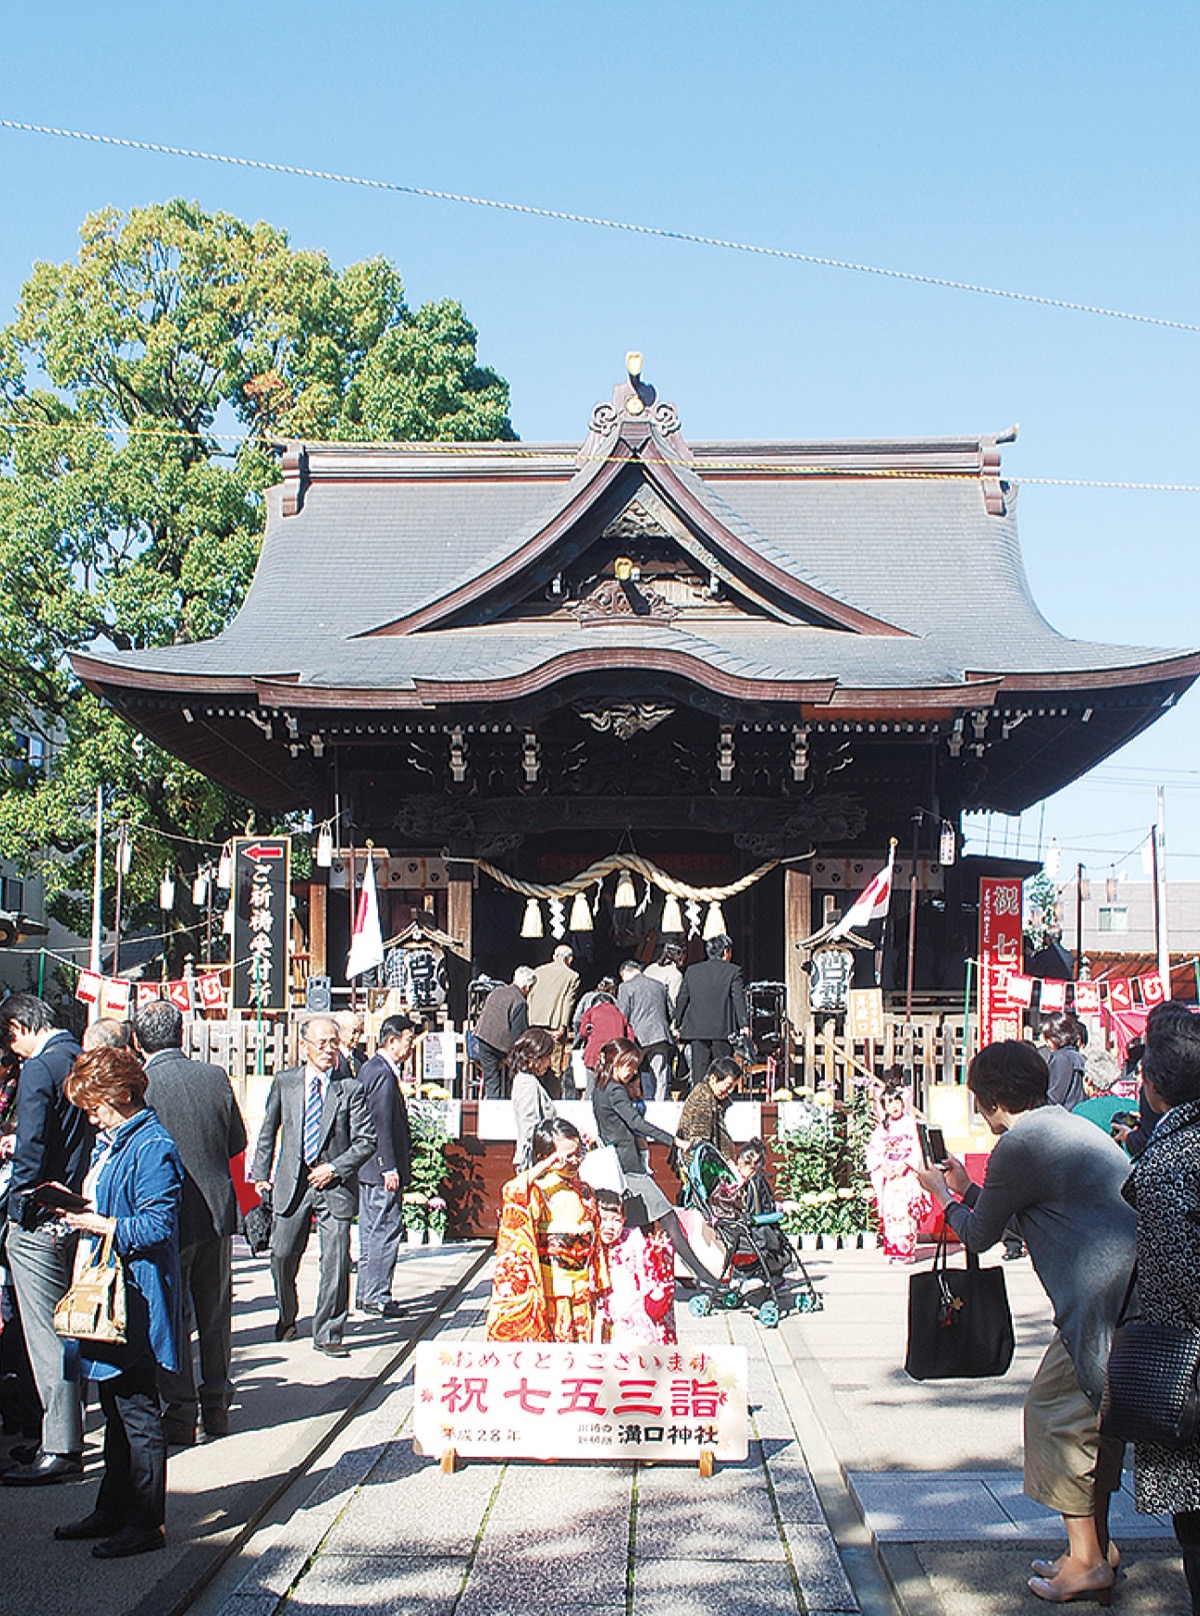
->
[1,1237,489,1616]
[199,1269,892,1616]
[778,1245,1184,1616]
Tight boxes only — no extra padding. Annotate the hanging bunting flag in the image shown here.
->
[166,978,193,1013]
[346,853,385,979]
[75,970,102,1005]
[1038,979,1067,1013]
[1072,981,1101,1014]
[1004,973,1035,1008]
[548,897,566,940]
[1107,979,1134,1013]
[197,972,226,1010]
[829,844,895,941]
[101,978,132,1017]
[136,983,162,1009]
[684,899,702,937]
[1139,971,1167,1006]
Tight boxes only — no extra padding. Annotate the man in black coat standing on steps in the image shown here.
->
[355,1015,415,1317]
[134,998,247,1445]
[674,934,750,1090]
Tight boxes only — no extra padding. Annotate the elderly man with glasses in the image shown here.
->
[252,1016,375,1357]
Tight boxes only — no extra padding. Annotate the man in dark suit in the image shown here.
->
[617,960,677,1101]
[134,998,247,1445]
[355,1015,415,1317]
[252,1016,375,1357]
[674,935,750,1090]
[0,992,90,1485]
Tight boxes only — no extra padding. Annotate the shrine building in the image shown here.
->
[74,359,1200,1050]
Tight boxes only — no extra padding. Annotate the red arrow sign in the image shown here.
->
[241,841,286,861]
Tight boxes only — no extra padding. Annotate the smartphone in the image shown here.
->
[917,1124,948,1167]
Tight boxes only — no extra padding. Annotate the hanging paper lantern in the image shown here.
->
[216,847,233,888]
[548,897,566,940]
[191,871,209,906]
[521,898,544,938]
[702,901,726,939]
[315,824,334,868]
[660,892,684,933]
[159,871,176,911]
[568,891,593,932]
[614,870,637,909]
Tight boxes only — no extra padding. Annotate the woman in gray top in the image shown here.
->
[508,1028,557,1171]
[919,1039,1135,1607]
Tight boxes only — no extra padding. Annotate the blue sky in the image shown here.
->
[1,2,1197,892]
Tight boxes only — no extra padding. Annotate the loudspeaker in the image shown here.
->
[305,975,332,1013]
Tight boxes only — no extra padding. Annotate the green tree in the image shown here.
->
[0,199,513,959]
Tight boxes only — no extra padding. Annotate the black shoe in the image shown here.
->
[201,1409,230,1439]
[2,1451,84,1486]
[92,1527,165,1559]
[1003,1244,1025,1261]
[162,1421,197,1448]
[274,1321,298,1342]
[55,1511,123,1541]
[360,1299,403,1317]
[314,1341,350,1358]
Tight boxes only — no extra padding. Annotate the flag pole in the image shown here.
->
[904,812,920,1024]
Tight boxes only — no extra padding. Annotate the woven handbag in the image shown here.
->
[905,1225,1015,1381]
[53,1228,127,1345]
[1100,1268,1200,1448]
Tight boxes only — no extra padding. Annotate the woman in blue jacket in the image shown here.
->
[57,1046,183,1559]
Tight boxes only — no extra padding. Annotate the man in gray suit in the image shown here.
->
[617,960,677,1102]
[252,1016,375,1357]
[134,999,247,1445]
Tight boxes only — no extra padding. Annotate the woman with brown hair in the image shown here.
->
[507,1026,558,1171]
[591,1038,718,1295]
[55,1047,183,1559]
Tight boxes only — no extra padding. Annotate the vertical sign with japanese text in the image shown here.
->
[231,837,291,1012]
[979,876,1024,1045]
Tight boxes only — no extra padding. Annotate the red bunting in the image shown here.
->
[1038,979,1067,1012]
[1004,972,1034,1008]
[1140,972,1166,1006]
[166,978,193,1012]
[197,972,225,1010]
[1107,979,1134,1013]
[75,970,101,1005]
[135,983,161,1009]
[1073,981,1101,1014]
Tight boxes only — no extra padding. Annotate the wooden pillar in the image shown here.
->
[448,864,474,972]
[784,867,811,1081]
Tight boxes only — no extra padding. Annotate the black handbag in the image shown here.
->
[905,1225,1015,1381]
[1100,1268,1200,1449]
[242,1189,273,1256]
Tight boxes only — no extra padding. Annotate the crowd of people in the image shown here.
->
[2,946,1198,1614]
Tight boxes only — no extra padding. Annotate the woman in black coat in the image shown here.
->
[1127,1004,1200,1614]
[591,1039,717,1293]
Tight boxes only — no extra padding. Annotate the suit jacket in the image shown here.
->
[251,1064,375,1219]
[356,1053,412,1188]
[8,1029,91,1228]
[526,960,581,1033]
[674,958,748,1041]
[476,983,528,1053]
[617,972,674,1048]
[144,1048,247,1245]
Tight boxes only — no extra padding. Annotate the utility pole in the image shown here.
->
[1154,786,1170,990]
[1075,863,1085,980]
[88,784,103,1020]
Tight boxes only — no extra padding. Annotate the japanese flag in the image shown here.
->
[346,853,385,979]
[829,844,895,940]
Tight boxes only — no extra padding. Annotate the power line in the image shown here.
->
[3,116,1200,336]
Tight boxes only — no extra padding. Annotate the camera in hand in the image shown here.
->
[917,1123,948,1167]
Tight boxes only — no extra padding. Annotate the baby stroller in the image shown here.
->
[682,1142,822,1327]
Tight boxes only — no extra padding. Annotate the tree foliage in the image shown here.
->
[0,199,513,956]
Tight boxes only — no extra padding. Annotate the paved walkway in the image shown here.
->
[201,1270,882,1616]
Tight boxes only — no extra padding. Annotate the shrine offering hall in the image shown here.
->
[75,362,1199,1028]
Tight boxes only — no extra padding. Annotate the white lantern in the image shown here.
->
[217,848,233,888]
[568,891,593,932]
[521,898,544,939]
[191,871,209,906]
[315,824,334,868]
[159,871,176,911]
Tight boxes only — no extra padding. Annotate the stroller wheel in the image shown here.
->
[688,1293,713,1317]
[718,1287,742,1310]
[797,1292,822,1313]
[757,1301,779,1329]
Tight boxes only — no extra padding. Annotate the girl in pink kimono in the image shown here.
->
[594,1190,677,1345]
[866,1086,930,1263]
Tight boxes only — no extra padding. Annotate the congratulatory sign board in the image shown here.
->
[413,1341,748,1463]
